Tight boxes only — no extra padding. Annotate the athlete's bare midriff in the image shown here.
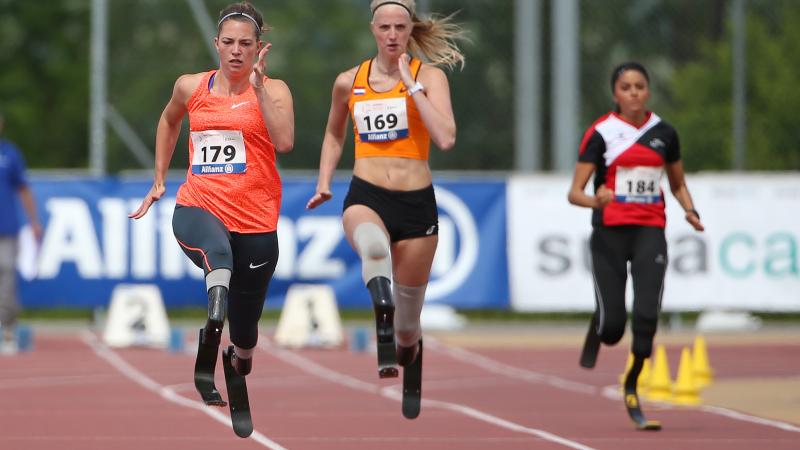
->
[353,157,432,191]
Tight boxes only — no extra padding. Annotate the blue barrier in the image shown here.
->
[17,176,509,310]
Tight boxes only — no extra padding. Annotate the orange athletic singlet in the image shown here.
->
[176,70,281,233]
[349,58,430,160]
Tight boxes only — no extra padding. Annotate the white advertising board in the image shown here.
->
[508,174,800,312]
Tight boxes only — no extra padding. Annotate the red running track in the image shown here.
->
[0,329,798,450]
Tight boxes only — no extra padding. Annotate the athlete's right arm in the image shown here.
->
[306,69,356,210]
[130,74,196,219]
[568,162,612,209]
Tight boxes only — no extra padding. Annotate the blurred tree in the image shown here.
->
[0,0,90,168]
[427,0,515,171]
[667,0,800,170]
[0,0,796,172]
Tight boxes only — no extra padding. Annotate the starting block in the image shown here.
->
[274,284,343,348]
[102,284,170,348]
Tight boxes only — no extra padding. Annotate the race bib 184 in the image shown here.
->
[614,166,663,204]
[353,98,409,143]
[190,130,246,175]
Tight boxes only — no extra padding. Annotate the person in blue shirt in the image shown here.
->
[0,110,42,353]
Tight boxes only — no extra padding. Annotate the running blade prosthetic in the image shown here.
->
[223,346,253,438]
[194,286,228,406]
[401,339,423,419]
[579,313,601,369]
[624,356,661,431]
[194,327,226,406]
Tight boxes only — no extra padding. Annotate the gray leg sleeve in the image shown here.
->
[393,282,426,347]
[0,238,19,328]
[205,268,231,291]
[353,223,391,284]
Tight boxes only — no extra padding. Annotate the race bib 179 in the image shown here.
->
[190,130,246,175]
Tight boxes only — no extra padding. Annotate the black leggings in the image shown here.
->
[590,225,667,358]
[172,205,279,349]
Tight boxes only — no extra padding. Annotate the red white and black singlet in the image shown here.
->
[578,111,681,228]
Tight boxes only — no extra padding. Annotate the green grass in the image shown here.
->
[20,308,94,321]
[17,308,800,323]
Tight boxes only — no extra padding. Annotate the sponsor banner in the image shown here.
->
[508,174,800,312]
[17,176,508,310]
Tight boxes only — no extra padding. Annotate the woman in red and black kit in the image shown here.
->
[568,62,704,429]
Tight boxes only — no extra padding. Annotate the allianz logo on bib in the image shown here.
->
[201,165,225,174]
[364,130,402,141]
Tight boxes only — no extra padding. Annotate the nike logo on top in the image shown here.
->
[249,261,270,269]
[231,101,250,109]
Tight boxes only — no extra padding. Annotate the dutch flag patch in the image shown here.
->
[353,86,366,95]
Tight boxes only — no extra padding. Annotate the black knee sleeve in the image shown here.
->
[227,289,267,350]
[599,316,626,346]
[632,313,658,358]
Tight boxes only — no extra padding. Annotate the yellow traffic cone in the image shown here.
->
[692,335,713,388]
[645,345,672,401]
[672,347,701,405]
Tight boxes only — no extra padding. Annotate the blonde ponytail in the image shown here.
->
[409,12,466,70]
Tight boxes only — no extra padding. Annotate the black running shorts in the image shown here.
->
[343,176,438,243]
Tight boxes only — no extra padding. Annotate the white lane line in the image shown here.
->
[433,337,800,434]
[258,336,596,450]
[425,338,598,395]
[697,405,800,433]
[600,383,800,432]
[79,331,289,450]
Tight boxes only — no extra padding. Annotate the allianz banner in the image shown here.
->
[17,176,509,310]
[508,174,800,312]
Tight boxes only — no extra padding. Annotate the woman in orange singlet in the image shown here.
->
[306,0,465,419]
[130,2,293,436]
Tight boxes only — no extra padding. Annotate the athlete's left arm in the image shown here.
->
[665,161,704,231]
[255,78,295,153]
[399,55,456,151]
[250,43,294,153]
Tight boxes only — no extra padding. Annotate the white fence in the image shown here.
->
[508,173,800,312]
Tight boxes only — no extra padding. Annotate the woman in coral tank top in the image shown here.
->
[130,2,293,435]
[306,0,465,419]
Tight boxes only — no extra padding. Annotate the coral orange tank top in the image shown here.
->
[176,71,281,233]
[349,58,430,160]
